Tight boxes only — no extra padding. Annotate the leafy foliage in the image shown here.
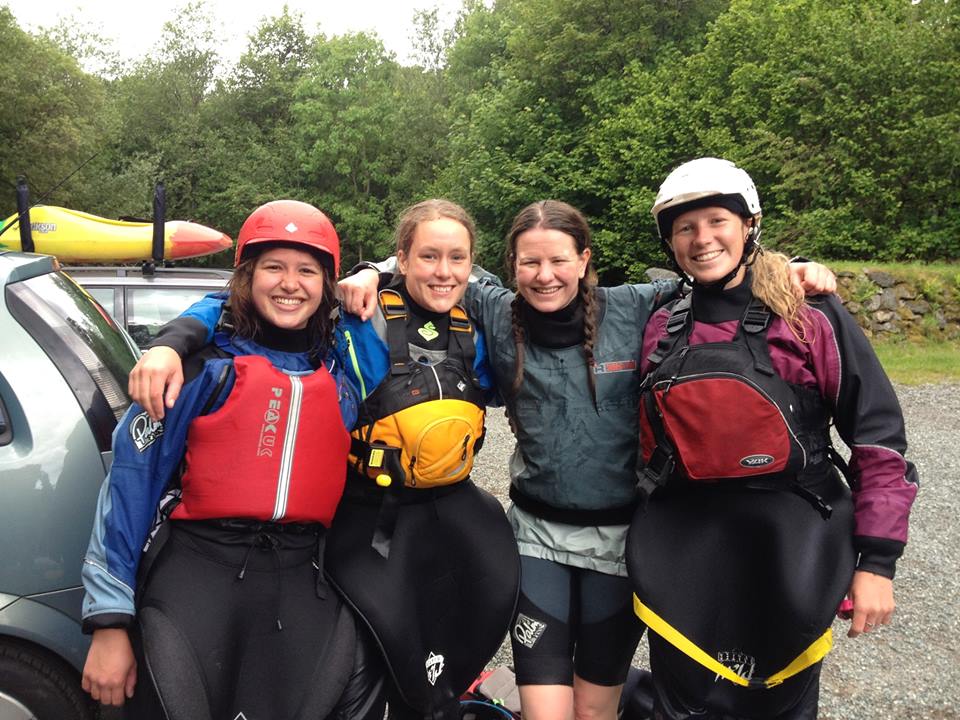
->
[2,0,957,277]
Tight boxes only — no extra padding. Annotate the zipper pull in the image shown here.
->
[663,346,691,399]
[408,457,416,487]
[461,436,470,461]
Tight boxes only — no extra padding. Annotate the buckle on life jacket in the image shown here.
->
[379,289,411,376]
[740,305,770,333]
[741,301,772,334]
[449,304,472,333]
[352,437,405,488]
[379,289,407,320]
[642,446,674,488]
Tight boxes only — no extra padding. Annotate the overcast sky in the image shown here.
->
[10,0,467,66]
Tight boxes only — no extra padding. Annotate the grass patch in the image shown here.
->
[872,338,960,385]
[830,260,960,276]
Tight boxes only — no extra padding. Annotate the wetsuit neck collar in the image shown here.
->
[520,294,585,348]
[691,270,755,323]
[252,322,313,353]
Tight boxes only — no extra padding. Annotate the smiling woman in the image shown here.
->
[512,226,591,314]
[396,216,472,314]
[630,157,919,720]
[226,202,339,344]
[249,248,328,329]
[78,200,387,720]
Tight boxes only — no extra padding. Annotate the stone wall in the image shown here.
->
[835,269,960,340]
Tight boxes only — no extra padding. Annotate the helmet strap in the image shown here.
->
[659,216,760,291]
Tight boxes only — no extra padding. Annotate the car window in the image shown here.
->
[126,286,212,348]
[85,286,116,313]
[6,272,137,451]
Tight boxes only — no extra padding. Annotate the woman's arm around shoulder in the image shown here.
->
[129,292,229,419]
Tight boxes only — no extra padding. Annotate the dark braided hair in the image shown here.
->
[506,200,599,407]
[580,272,599,407]
[509,293,527,398]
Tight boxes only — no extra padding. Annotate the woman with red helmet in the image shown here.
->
[80,201,386,720]
[120,199,519,720]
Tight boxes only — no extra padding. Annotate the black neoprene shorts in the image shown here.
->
[509,555,645,687]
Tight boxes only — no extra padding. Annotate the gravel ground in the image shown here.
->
[470,384,960,719]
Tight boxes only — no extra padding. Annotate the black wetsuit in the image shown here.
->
[328,283,519,720]
[84,324,387,720]
[630,278,917,719]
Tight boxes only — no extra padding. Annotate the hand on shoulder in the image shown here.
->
[128,346,184,420]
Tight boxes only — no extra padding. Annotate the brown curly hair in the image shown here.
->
[227,244,339,353]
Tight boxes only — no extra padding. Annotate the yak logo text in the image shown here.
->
[739,454,775,468]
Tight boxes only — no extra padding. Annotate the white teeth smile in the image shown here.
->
[430,286,454,293]
[693,250,723,262]
[273,297,303,306]
[534,287,560,294]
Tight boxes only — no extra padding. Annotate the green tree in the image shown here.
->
[437,0,727,277]
[0,8,111,216]
[188,9,317,244]
[648,0,960,261]
[293,32,415,265]
[106,2,222,221]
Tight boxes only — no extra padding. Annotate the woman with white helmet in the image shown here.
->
[80,200,386,720]
[628,158,918,719]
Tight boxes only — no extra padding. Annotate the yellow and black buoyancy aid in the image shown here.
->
[348,288,487,491]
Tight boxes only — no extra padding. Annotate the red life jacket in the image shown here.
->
[172,354,350,525]
[639,297,830,490]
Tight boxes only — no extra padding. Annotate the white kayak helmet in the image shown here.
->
[651,157,762,241]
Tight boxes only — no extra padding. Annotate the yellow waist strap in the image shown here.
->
[633,594,832,689]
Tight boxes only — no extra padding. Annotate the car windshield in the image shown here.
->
[6,272,136,435]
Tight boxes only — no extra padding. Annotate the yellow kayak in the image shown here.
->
[0,205,232,263]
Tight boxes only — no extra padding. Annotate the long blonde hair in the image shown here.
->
[749,248,813,341]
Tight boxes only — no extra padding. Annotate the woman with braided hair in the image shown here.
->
[336,199,836,720]
[493,200,653,720]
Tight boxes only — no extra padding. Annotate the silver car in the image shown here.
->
[63,265,232,348]
[0,252,138,719]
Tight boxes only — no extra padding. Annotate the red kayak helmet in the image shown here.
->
[235,200,340,276]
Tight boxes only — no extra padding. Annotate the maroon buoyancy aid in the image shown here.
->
[172,355,350,525]
[638,297,831,492]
